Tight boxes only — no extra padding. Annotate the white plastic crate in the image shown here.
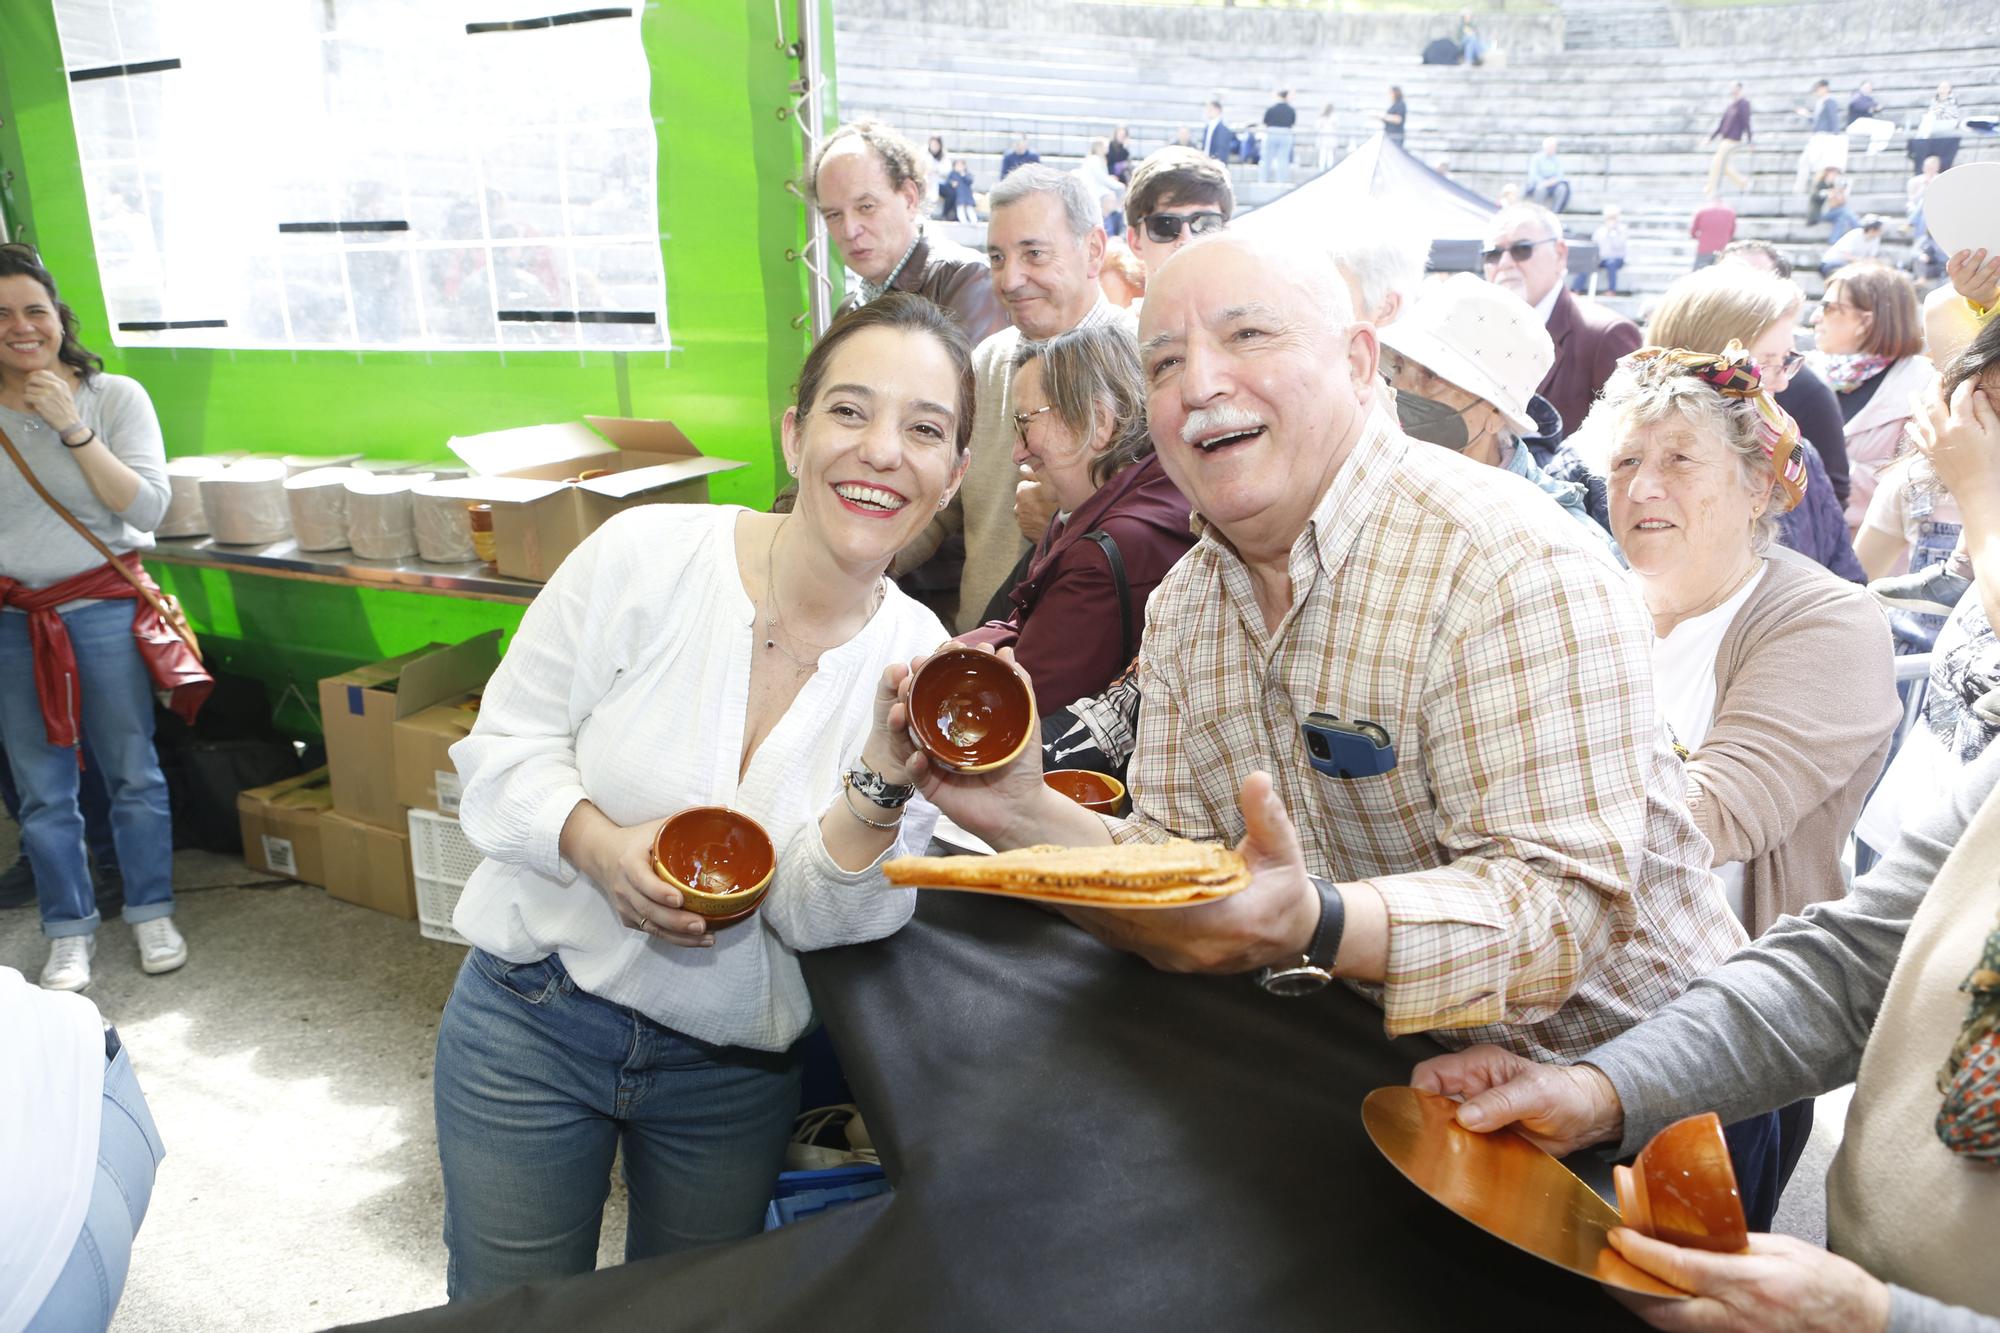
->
[408,809,479,947]
[416,874,471,947]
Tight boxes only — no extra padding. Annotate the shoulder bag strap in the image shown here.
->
[1083,529,1134,667]
[0,423,203,661]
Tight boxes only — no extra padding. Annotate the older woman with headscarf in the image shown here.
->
[1577,343,1899,937]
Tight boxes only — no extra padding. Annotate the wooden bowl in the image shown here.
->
[1613,1112,1748,1253]
[1044,768,1127,815]
[908,648,1037,774]
[649,806,776,926]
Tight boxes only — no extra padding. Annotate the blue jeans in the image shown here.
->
[1573,258,1625,293]
[0,604,175,937]
[1526,178,1571,213]
[26,1034,166,1333]
[0,734,119,871]
[1258,127,1295,182]
[433,950,803,1302]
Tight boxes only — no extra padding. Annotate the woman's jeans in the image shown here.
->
[0,604,175,938]
[26,1031,167,1333]
[434,950,803,1303]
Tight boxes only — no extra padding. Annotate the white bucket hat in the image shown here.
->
[1378,272,1555,436]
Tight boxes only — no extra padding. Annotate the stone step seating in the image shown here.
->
[835,15,1998,304]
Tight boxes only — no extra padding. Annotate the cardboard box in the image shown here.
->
[318,634,501,830]
[320,809,417,919]
[447,416,746,581]
[393,694,482,815]
[237,767,334,886]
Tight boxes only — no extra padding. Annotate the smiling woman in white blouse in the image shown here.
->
[431,292,972,1301]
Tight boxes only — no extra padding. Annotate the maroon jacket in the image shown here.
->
[1538,288,1642,439]
[961,454,1193,713]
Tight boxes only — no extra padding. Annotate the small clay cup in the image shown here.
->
[907,648,1036,774]
[1613,1111,1748,1253]
[649,806,776,928]
[1044,768,1127,815]
[466,503,497,565]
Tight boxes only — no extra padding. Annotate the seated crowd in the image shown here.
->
[7,113,2000,1332]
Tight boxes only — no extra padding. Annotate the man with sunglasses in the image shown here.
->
[1481,203,1638,443]
[1124,149,1235,288]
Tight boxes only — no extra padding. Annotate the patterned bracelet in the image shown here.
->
[841,778,903,831]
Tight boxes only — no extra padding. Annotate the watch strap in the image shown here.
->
[847,759,916,809]
[1305,875,1345,972]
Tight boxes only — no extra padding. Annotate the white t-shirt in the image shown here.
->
[1861,457,1962,579]
[0,967,104,1333]
[1645,563,1768,923]
[449,505,948,1052]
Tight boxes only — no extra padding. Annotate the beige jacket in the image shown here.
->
[1827,760,2000,1315]
[1688,546,1899,936]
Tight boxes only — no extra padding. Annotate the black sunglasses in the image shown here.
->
[1481,237,1558,267]
[1137,211,1227,244]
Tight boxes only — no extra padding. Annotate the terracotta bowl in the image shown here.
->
[907,648,1037,774]
[1613,1112,1748,1253]
[1044,768,1127,815]
[649,806,776,927]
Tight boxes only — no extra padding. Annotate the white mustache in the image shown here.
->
[1181,403,1266,446]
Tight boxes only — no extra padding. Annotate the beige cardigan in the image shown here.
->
[1827,762,2000,1315]
[1688,546,1899,936]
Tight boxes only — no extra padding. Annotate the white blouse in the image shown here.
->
[449,505,946,1051]
[1644,562,1767,924]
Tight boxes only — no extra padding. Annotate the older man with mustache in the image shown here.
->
[916,233,1749,1101]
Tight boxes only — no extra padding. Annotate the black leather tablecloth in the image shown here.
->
[343,892,1645,1332]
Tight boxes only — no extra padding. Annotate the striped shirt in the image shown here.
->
[1115,412,1747,1063]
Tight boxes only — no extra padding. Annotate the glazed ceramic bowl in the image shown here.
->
[1044,768,1127,815]
[907,648,1036,774]
[1613,1111,1748,1253]
[649,806,776,928]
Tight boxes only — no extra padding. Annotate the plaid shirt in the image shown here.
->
[1115,413,1746,1063]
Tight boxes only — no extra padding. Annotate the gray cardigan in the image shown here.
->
[0,373,170,588]
[1589,739,2000,1332]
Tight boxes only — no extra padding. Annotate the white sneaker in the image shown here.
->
[41,935,95,991]
[134,917,188,975]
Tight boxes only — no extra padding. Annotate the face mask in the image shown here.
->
[1394,387,1475,450]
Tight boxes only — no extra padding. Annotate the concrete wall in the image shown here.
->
[1667,0,2000,52]
[838,0,1567,56]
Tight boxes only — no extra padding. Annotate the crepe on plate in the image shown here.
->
[883,839,1250,905]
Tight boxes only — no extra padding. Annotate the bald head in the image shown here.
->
[1133,230,1380,560]
[1141,233,1353,354]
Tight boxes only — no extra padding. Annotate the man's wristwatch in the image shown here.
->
[1256,875,1345,997]
[845,758,916,810]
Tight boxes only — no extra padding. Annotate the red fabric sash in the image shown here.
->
[0,553,205,749]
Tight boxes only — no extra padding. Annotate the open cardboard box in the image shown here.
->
[447,416,746,582]
[238,767,334,886]
[318,633,501,830]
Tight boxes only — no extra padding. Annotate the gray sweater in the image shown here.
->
[1589,739,2000,1332]
[0,374,170,589]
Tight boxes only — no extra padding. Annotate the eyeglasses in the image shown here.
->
[1481,238,1558,267]
[1012,403,1056,442]
[1820,300,1862,317]
[1137,211,1227,244]
[1755,350,1805,377]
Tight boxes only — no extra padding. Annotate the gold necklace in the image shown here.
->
[762,519,883,675]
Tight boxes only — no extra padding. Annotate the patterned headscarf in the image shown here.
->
[1624,340,1810,514]
[1936,905,2000,1161]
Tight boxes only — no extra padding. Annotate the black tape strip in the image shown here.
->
[277,220,412,234]
[70,57,182,82]
[497,309,656,325]
[465,8,632,34]
[116,319,228,331]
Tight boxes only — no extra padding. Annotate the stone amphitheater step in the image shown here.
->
[834,11,1998,306]
[1556,0,1679,50]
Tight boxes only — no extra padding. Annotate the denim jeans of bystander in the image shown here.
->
[0,602,175,938]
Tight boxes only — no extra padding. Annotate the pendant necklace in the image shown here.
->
[763,519,882,675]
